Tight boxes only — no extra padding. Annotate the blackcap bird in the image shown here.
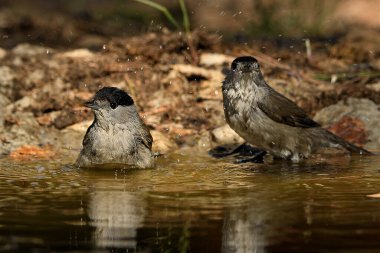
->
[76,87,154,168]
[222,56,371,162]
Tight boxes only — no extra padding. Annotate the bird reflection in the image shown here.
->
[87,173,146,249]
[222,206,266,253]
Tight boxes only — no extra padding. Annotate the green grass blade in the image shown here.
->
[179,0,190,33]
[134,0,180,30]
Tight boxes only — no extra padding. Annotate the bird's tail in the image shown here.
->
[321,129,372,155]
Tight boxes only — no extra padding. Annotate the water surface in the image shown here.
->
[1,154,380,252]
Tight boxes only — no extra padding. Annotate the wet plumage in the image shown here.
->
[222,56,371,161]
[76,87,154,168]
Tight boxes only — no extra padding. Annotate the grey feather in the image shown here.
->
[222,56,372,161]
[257,90,320,128]
[76,87,155,168]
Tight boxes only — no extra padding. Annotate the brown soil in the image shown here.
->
[1,26,380,157]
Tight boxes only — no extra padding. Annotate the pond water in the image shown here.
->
[0,153,380,253]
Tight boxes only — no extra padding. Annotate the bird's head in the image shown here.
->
[231,56,260,73]
[85,87,136,124]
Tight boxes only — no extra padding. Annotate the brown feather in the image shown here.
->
[258,90,320,128]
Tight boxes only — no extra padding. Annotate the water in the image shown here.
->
[0,154,380,252]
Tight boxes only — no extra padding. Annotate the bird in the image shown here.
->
[222,56,371,162]
[76,87,154,168]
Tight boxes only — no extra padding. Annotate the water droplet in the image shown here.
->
[102,44,107,50]
[36,166,45,173]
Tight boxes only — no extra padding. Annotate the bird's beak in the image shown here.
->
[241,65,251,73]
[84,100,100,110]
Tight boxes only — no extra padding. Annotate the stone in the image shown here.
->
[151,130,176,154]
[0,66,16,99]
[0,112,56,155]
[12,43,53,56]
[314,98,380,150]
[199,53,234,67]
[211,124,244,145]
[9,144,55,160]
[0,93,10,107]
[0,48,6,59]
[57,48,95,59]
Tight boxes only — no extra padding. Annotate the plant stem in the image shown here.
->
[179,0,190,34]
[133,0,180,30]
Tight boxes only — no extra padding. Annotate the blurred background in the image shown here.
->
[1,0,380,49]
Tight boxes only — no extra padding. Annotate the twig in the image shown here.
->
[305,38,312,60]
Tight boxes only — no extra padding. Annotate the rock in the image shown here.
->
[196,130,213,150]
[58,120,92,160]
[53,108,91,130]
[36,111,61,126]
[0,93,10,107]
[12,43,53,56]
[57,48,95,59]
[151,130,176,154]
[59,127,87,158]
[25,69,44,87]
[9,144,55,160]
[170,64,216,81]
[5,96,34,112]
[0,112,58,155]
[328,116,368,147]
[76,35,106,50]
[0,48,6,59]
[65,120,92,132]
[211,124,244,145]
[199,53,234,67]
[0,66,16,99]
[314,98,380,150]
[367,82,380,92]
[195,124,245,152]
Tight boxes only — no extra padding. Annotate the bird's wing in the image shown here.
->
[257,90,320,128]
[82,121,95,146]
[137,124,153,150]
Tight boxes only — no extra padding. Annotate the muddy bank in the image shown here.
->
[0,29,379,161]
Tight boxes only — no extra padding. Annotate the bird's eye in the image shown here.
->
[110,102,117,109]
